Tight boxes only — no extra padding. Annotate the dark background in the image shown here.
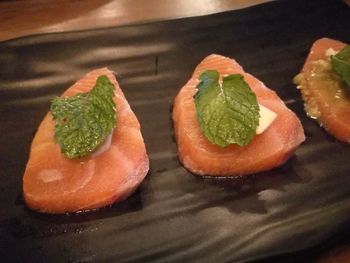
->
[0,0,350,262]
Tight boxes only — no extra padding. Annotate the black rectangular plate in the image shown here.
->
[1,0,350,262]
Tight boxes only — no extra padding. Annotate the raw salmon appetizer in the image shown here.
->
[294,38,350,142]
[172,54,305,176]
[23,68,149,213]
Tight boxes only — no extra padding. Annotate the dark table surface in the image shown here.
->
[0,0,272,42]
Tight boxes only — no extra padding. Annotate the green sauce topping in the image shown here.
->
[51,75,116,159]
[194,70,260,147]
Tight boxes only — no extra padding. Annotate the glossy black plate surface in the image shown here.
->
[1,0,350,262]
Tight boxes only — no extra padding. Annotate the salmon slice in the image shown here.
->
[172,54,305,176]
[296,38,350,142]
[23,68,149,213]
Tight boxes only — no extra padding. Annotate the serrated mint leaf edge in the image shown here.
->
[50,75,116,159]
[331,45,350,88]
[194,70,260,148]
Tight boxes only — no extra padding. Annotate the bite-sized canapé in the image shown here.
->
[294,38,350,143]
[173,54,305,176]
[23,68,149,214]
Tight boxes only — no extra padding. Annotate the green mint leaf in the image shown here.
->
[194,70,260,147]
[331,45,350,88]
[50,75,116,158]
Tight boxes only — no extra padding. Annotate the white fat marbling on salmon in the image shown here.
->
[38,169,63,183]
[116,157,149,196]
[33,161,96,194]
[64,160,96,195]
[118,103,132,116]
[110,146,134,177]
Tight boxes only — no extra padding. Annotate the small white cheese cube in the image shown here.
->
[256,104,277,134]
[325,48,338,57]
